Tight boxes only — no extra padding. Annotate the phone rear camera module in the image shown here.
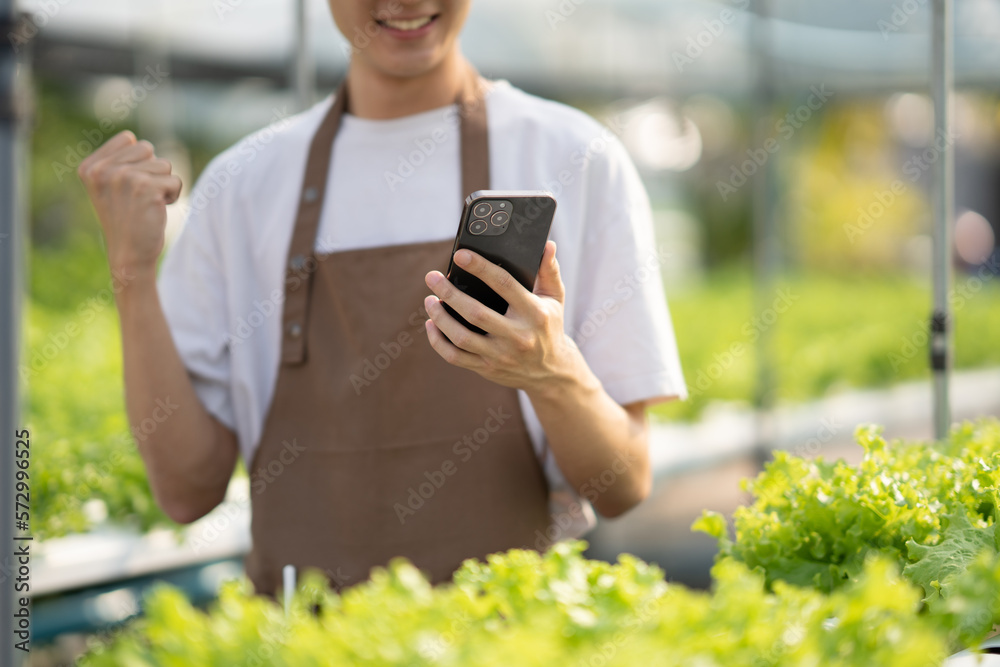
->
[473,202,492,218]
[491,210,510,226]
[469,219,488,235]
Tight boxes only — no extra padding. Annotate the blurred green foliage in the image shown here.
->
[80,539,966,666]
[26,233,166,536]
[655,267,1000,421]
[785,103,926,271]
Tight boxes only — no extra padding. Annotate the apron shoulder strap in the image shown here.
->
[281,81,348,365]
[279,67,491,366]
[458,69,490,199]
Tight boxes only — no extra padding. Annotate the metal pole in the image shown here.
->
[136,0,173,148]
[930,0,953,440]
[2,0,27,663]
[751,0,778,465]
[293,0,315,112]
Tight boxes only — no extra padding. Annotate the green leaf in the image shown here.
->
[691,510,728,541]
[903,513,998,602]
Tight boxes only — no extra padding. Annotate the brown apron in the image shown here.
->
[244,68,552,596]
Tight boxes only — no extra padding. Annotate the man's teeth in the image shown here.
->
[381,16,433,30]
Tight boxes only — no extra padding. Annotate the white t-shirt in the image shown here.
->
[157,80,687,540]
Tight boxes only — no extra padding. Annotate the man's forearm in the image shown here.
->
[525,342,651,518]
[115,269,238,523]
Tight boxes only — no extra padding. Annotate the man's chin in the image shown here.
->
[362,50,452,81]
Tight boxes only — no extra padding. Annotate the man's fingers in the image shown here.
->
[423,294,490,355]
[452,249,531,309]
[130,173,183,205]
[155,174,184,205]
[114,140,157,164]
[130,158,174,176]
[425,270,507,335]
[82,152,180,202]
[78,130,136,176]
[79,136,160,189]
[424,318,484,370]
[90,130,137,161]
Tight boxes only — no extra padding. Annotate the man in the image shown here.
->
[78,0,686,596]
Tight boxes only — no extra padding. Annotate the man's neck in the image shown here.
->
[345,52,471,120]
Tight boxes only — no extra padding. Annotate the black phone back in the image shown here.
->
[444,190,557,334]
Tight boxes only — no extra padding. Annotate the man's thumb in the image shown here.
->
[533,240,564,301]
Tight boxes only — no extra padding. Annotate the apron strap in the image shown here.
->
[280,79,348,365]
[279,66,490,366]
[457,69,490,202]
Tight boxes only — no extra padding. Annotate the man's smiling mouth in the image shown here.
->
[377,15,439,31]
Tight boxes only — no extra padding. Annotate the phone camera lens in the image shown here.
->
[491,211,510,226]
[473,202,492,218]
[469,219,488,235]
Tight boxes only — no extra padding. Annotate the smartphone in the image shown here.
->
[443,190,557,335]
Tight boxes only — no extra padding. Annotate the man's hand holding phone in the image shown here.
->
[423,241,589,398]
